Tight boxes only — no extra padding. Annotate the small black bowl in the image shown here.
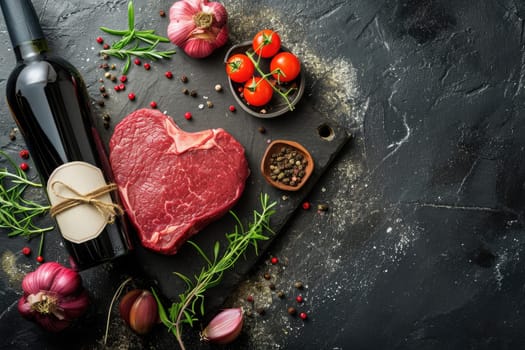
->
[224,41,305,118]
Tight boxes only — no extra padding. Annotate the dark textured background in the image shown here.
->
[2,0,525,349]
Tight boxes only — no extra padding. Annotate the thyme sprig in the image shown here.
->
[99,1,175,74]
[153,193,277,350]
[0,150,52,237]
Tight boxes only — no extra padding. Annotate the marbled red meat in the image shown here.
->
[109,109,249,254]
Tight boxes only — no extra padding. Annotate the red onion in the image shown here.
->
[18,262,89,332]
[167,0,228,58]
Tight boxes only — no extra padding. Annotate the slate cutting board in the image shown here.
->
[0,3,349,344]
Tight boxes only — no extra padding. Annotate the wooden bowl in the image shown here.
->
[260,140,314,191]
[224,41,305,118]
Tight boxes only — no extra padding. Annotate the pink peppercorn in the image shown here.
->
[184,112,192,120]
[21,247,31,256]
[128,93,136,101]
[144,63,151,70]
[119,75,127,83]
[299,312,308,320]
[150,101,157,108]
[270,257,278,265]
[228,105,236,112]
[134,58,141,65]
[302,201,311,210]
[165,71,173,79]
[19,162,29,171]
[96,36,103,44]
[19,149,30,159]
[119,83,126,91]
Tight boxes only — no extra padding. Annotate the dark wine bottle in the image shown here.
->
[1,0,132,270]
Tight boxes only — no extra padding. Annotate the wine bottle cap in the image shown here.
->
[0,0,45,48]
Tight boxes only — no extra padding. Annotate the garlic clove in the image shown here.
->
[119,289,158,335]
[200,308,244,344]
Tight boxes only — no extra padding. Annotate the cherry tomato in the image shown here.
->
[270,52,301,83]
[252,29,281,58]
[226,54,255,83]
[243,77,273,107]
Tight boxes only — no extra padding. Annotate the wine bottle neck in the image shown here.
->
[0,0,48,61]
[14,38,49,61]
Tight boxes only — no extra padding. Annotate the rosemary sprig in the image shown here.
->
[99,1,175,74]
[0,150,53,237]
[153,193,277,350]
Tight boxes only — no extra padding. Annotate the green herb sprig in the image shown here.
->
[0,150,52,237]
[99,1,176,74]
[153,194,277,350]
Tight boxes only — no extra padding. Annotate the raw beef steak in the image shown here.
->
[109,108,250,254]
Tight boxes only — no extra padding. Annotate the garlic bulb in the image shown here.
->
[167,0,228,58]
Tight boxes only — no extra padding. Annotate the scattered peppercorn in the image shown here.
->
[19,149,29,159]
[134,58,141,65]
[263,272,271,280]
[102,92,109,99]
[182,88,189,95]
[99,85,106,93]
[96,36,104,44]
[9,129,16,141]
[119,83,126,90]
[299,312,308,320]
[302,201,311,210]
[97,100,105,107]
[184,112,192,120]
[114,85,121,92]
[277,291,285,299]
[110,74,117,82]
[110,64,116,70]
[144,63,151,70]
[102,113,111,121]
[246,295,254,303]
[165,71,173,79]
[180,74,188,83]
[296,295,304,304]
[270,257,279,265]
[159,9,166,17]
[229,105,236,112]
[206,101,214,108]
[258,126,266,134]
[21,247,31,256]
[103,43,110,50]
[120,75,127,83]
[190,90,197,97]
[294,281,304,289]
[214,84,223,92]
[100,63,109,70]
[317,204,329,212]
[287,307,297,316]
[256,307,266,316]
[104,72,111,79]
[269,283,276,290]
[19,162,29,172]
[150,101,158,109]
[36,255,44,263]
[128,93,136,101]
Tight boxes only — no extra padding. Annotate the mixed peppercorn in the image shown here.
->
[268,146,308,187]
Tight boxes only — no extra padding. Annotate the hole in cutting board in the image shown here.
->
[318,123,335,141]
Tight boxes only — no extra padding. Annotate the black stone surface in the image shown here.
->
[2,0,525,349]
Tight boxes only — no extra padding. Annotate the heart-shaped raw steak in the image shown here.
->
[109,108,250,254]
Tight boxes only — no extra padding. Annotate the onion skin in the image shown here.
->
[201,308,244,344]
[18,262,89,332]
[119,289,159,335]
[167,0,228,58]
